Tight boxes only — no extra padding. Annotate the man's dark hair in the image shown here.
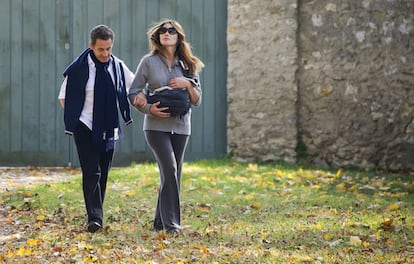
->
[90,25,115,45]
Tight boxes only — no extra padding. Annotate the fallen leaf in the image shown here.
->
[250,201,261,209]
[349,236,362,246]
[335,169,342,179]
[324,233,334,240]
[54,247,63,253]
[26,238,41,246]
[37,214,46,221]
[380,219,394,231]
[247,163,258,171]
[387,203,399,211]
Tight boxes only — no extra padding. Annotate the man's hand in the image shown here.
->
[133,92,147,108]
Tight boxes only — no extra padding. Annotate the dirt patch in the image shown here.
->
[0,166,79,191]
[0,167,80,241]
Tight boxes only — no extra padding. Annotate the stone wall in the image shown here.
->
[227,0,298,163]
[227,0,414,169]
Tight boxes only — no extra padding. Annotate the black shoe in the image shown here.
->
[166,229,180,235]
[87,221,102,233]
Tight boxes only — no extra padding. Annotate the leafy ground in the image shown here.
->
[0,159,413,263]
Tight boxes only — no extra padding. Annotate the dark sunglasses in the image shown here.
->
[158,27,177,35]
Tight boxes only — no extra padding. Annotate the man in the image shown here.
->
[58,25,134,233]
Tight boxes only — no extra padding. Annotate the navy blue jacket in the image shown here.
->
[62,48,132,135]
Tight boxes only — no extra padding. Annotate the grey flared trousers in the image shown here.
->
[145,130,189,232]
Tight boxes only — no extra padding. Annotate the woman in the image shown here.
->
[128,19,204,233]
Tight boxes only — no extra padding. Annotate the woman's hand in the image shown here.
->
[169,77,200,104]
[149,101,171,118]
[168,77,192,89]
[133,92,147,108]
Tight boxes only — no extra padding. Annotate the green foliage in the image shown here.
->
[1,160,413,263]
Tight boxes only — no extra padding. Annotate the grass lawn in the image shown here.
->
[1,159,413,263]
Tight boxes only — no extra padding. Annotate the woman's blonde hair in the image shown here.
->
[148,19,204,75]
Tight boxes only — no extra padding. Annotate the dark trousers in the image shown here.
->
[145,130,189,232]
[73,122,114,225]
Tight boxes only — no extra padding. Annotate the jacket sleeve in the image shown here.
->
[116,60,133,125]
[128,56,151,114]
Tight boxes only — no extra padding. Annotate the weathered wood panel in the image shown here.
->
[0,0,228,166]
